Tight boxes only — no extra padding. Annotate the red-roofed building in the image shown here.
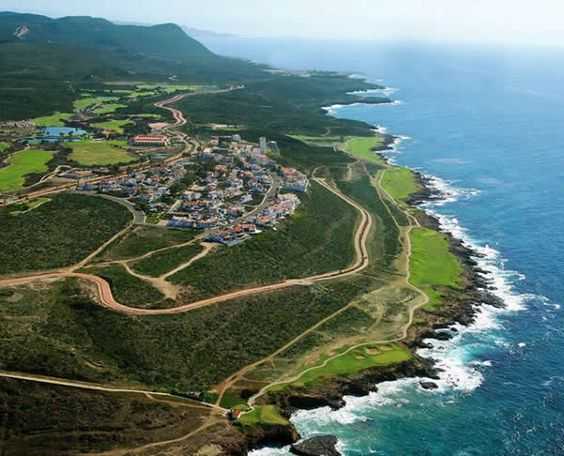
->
[131,135,170,146]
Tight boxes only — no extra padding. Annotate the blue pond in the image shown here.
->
[30,126,87,143]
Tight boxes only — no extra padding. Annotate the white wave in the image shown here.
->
[248,447,291,456]
[348,87,399,98]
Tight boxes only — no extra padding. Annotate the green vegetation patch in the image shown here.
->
[98,226,197,261]
[92,119,134,134]
[381,167,421,202]
[86,264,169,309]
[410,227,464,310]
[93,103,127,115]
[0,149,54,192]
[8,197,51,215]
[277,344,411,390]
[73,96,118,111]
[0,193,131,274]
[343,135,386,165]
[132,243,204,277]
[170,181,357,301]
[69,140,136,166]
[239,405,288,427]
[0,377,207,456]
[0,278,362,391]
[0,142,10,154]
[32,112,72,127]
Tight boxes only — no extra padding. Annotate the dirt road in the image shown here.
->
[0,176,372,317]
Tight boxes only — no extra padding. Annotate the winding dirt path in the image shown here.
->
[0,371,225,413]
[0,176,372,317]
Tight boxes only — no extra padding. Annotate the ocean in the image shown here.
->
[200,37,564,455]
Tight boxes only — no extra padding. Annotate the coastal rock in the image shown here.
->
[244,424,300,452]
[420,381,439,390]
[290,435,341,456]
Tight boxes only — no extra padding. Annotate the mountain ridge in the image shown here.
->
[0,11,213,60]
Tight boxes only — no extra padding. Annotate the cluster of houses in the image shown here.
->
[78,133,309,247]
[167,136,278,231]
[79,161,187,210]
[207,193,301,246]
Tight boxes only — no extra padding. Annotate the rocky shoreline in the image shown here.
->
[243,142,503,455]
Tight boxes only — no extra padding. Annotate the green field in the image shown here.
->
[239,405,288,427]
[32,112,72,127]
[69,140,136,166]
[93,103,127,115]
[73,96,118,111]
[0,149,54,192]
[410,227,464,310]
[273,344,411,390]
[132,243,203,277]
[92,119,134,134]
[0,193,131,274]
[343,136,386,165]
[381,167,421,202]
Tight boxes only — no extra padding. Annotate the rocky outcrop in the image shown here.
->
[291,435,341,456]
[243,424,300,451]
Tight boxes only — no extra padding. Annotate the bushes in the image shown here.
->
[132,243,203,277]
[99,225,196,261]
[0,279,363,391]
[87,264,168,309]
[0,194,131,274]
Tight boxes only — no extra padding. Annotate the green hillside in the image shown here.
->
[0,12,212,59]
[0,12,266,120]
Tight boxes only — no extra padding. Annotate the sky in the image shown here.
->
[4,0,564,46]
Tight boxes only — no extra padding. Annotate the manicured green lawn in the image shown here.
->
[239,405,288,427]
[93,103,127,115]
[0,149,54,192]
[290,134,343,146]
[69,140,136,166]
[291,344,411,388]
[73,96,118,111]
[410,227,463,310]
[343,135,386,165]
[32,112,72,127]
[381,167,421,202]
[92,119,134,134]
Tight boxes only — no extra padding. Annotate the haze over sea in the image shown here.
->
[202,37,564,455]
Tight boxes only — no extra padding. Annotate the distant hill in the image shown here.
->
[0,12,213,60]
[0,12,267,120]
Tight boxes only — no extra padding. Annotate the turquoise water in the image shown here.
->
[203,39,564,455]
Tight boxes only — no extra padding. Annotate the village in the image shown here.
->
[78,133,309,246]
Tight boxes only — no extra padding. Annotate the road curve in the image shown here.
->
[0,178,372,316]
